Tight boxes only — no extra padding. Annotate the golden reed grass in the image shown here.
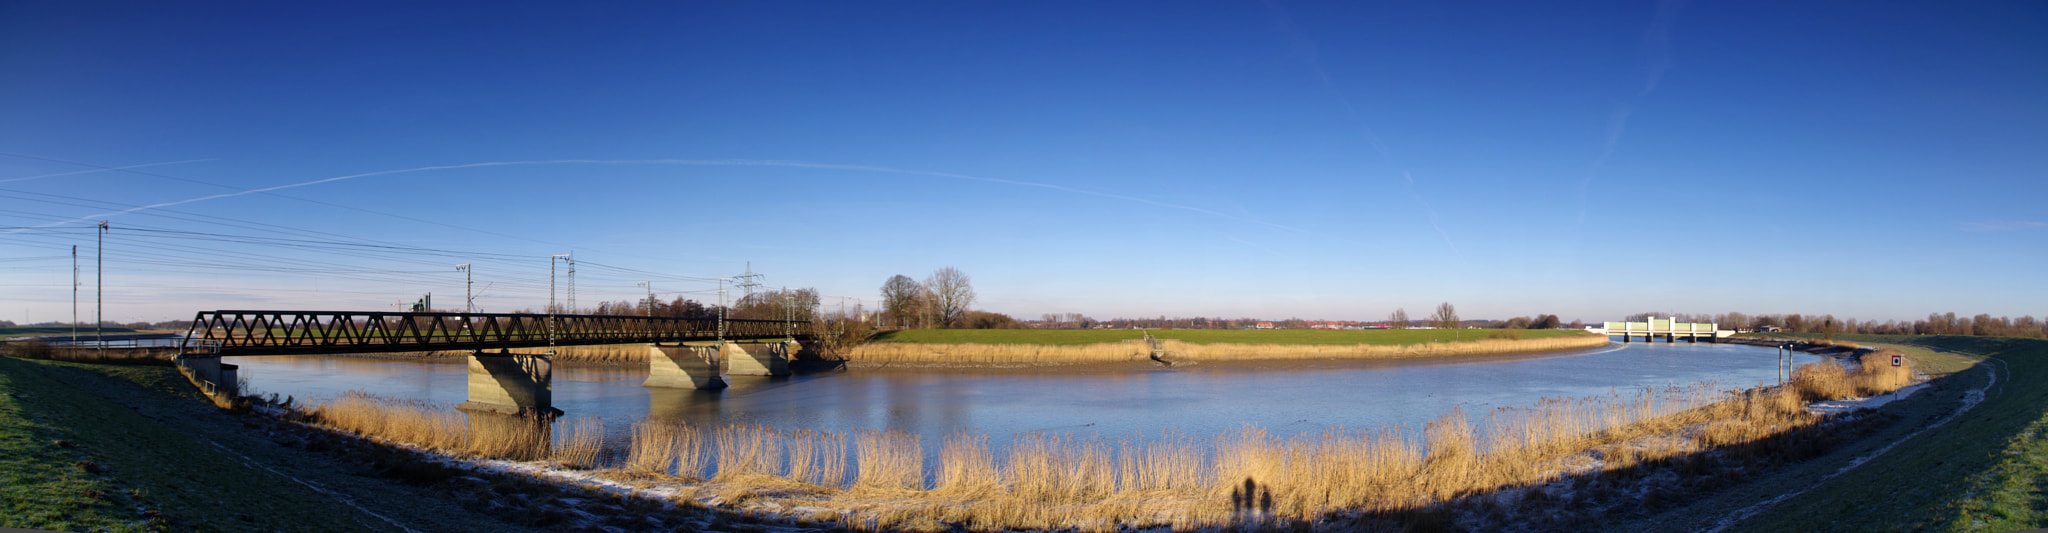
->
[844,334,1611,365]
[377,344,660,363]
[308,390,550,461]
[625,419,702,478]
[304,354,1918,530]
[1792,349,1915,402]
[551,417,606,468]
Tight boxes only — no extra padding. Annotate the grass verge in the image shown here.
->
[0,356,380,531]
[1625,335,2048,532]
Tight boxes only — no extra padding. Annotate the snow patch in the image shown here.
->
[1805,383,1929,416]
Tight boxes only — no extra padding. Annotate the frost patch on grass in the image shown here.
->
[1806,383,1929,416]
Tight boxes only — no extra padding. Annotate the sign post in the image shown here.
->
[1892,354,1903,367]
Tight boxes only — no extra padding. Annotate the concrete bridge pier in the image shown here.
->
[455,350,563,418]
[174,355,240,398]
[723,341,793,377]
[645,344,727,390]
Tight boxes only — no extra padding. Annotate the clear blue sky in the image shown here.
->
[2,1,2043,324]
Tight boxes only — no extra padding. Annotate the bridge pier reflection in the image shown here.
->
[455,350,564,418]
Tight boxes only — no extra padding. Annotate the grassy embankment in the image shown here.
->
[0,326,139,337]
[0,340,176,365]
[849,327,1607,365]
[1692,334,2048,532]
[0,356,411,532]
[0,355,811,532]
[303,348,1914,530]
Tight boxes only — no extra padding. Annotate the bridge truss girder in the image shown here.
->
[180,310,806,357]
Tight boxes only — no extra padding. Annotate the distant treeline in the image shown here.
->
[3,319,191,331]
[1018,305,1577,331]
[1623,311,2048,338]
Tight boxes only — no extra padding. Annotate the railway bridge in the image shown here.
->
[175,310,813,417]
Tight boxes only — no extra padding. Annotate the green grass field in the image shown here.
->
[868,328,1590,346]
[0,357,386,531]
[0,326,138,337]
[1632,334,2048,532]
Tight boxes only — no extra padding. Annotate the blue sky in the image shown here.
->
[2,1,2044,324]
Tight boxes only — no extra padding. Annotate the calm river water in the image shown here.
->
[228,340,1818,450]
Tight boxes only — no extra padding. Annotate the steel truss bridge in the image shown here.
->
[180,310,810,357]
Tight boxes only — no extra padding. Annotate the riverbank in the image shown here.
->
[275,330,1612,370]
[843,332,1611,367]
[11,336,1998,531]
[1615,334,2046,532]
[270,345,1918,531]
[0,356,789,532]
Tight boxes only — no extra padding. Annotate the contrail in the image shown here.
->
[1263,0,1460,254]
[1578,0,1685,224]
[1403,171,1461,257]
[0,159,215,184]
[7,159,1302,234]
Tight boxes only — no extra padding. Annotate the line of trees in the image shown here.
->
[1621,311,2048,339]
[2,319,196,331]
[879,267,1022,329]
[587,295,718,319]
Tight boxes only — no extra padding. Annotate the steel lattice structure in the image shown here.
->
[180,310,806,356]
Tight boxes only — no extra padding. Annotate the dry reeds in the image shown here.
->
[303,365,1883,532]
[367,344,665,363]
[551,417,605,468]
[1791,351,1916,402]
[854,430,924,491]
[714,425,785,479]
[1792,359,1856,401]
[1853,350,1914,395]
[625,419,702,478]
[309,391,468,450]
[937,432,998,495]
[308,390,563,461]
[785,429,846,487]
[1005,432,1117,501]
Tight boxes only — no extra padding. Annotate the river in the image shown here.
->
[227,340,1820,452]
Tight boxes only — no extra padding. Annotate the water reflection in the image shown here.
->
[230,342,1824,451]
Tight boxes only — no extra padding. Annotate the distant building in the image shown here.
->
[1256,322,1275,329]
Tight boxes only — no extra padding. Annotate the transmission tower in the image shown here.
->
[731,261,764,304]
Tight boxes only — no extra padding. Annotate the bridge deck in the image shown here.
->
[181,310,808,357]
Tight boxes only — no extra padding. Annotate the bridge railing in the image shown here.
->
[180,310,808,356]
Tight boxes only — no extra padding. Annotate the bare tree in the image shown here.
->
[1433,302,1459,330]
[879,275,924,328]
[926,267,975,328]
[1388,308,1409,329]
